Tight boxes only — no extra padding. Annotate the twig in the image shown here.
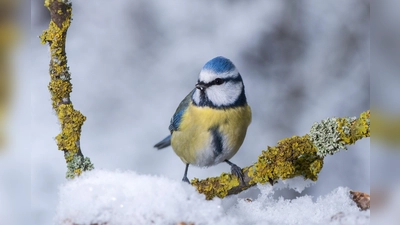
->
[40,0,94,178]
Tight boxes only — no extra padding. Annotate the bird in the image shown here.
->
[154,56,252,184]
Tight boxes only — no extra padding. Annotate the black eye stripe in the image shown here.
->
[198,75,242,87]
[211,78,224,86]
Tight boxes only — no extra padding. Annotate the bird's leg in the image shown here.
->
[225,159,244,184]
[182,163,190,184]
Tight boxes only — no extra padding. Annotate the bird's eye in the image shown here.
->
[214,78,223,85]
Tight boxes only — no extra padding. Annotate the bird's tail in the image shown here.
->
[154,135,171,149]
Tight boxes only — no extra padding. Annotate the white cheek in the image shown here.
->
[206,82,243,106]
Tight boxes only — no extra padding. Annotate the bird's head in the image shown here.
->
[192,56,246,108]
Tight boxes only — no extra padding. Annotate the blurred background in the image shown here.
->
[371,1,400,224]
[12,0,372,224]
[0,0,30,225]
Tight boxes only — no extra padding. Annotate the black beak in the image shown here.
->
[195,83,207,91]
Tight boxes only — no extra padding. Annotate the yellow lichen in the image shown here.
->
[337,110,370,145]
[55,104,86,160]
[192,173,240,200]
[249,135,321,184]
[354,110,370,138]
[74,168,82,176]
[44,0,50,7]
[48,80,72,107]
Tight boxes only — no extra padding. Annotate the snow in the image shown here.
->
[55,170,369,225]
[56,170,231,225]
[272,176,315,193]
[230,185,368,225]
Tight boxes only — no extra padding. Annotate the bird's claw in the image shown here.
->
[230,164,245,184]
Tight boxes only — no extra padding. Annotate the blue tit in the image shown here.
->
[154,56,252,184]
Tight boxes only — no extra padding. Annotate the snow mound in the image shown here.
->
[56,170,369,225]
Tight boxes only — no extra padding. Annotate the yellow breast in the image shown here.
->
[171,102,251,167]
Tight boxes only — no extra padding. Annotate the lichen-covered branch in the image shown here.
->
[40,0,94,178]
[192,110,370,200]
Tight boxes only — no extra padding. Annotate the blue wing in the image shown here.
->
[168,88,195,132]
[154,89,195,150]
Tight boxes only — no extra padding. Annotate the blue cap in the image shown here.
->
[202,56,235,74]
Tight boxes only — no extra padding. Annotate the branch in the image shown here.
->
[40,0,94,178]
[192,110,370,200]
